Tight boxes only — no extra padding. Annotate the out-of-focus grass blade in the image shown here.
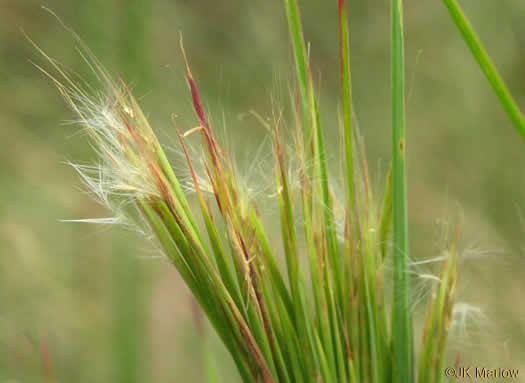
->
[442,0,525,144]
[379,165,393,260]
[112,246,144,383]
[338,0,354,209]
[391,0,413,382]
[112,3,150,381]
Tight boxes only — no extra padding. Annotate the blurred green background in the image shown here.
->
[1,0,524,381]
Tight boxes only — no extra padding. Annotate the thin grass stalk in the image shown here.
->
[277,131,324,380]
[337,7,360,368]
[442,0,525,144]
[417,239,457,383]
[284,0,342,284]
[283,0,310,144]
[338,0,354,210]
[283,3,350,381]
[391,0,413,381]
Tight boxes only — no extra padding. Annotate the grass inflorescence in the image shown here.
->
[35,0,525,382]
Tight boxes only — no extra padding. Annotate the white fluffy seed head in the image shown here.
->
[70,92,162,208]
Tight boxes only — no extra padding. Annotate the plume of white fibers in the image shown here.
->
[405,240,496,350]
[27,18,166,229]
[169,110,279,216]
[450,302,488,340]
[60,93,164,228]
[407,252,447,313]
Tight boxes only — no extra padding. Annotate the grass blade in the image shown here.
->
[391,0,413,381]
[338,0,354,209]
[442,0,525,143]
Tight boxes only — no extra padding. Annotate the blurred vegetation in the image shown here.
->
[1,0,524,381]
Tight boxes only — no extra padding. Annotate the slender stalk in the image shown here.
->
[391,0,413,382]
[283,0,310,142]
[338,0,354,209]
[442,0,525,144]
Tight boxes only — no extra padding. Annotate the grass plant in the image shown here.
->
[34,0,525,381]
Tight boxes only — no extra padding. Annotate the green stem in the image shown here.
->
[391,0,413,382]
[442,0,525,144]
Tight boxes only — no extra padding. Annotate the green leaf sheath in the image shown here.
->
[391,0,414,382]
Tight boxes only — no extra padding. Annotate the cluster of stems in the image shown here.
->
[47,0,525,381]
